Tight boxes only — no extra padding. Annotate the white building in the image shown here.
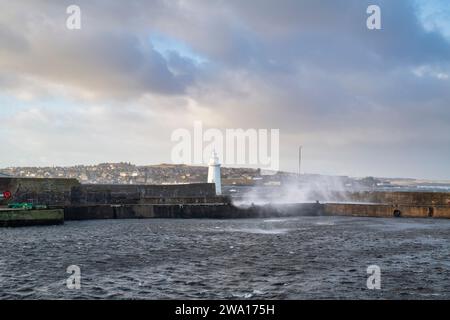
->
[207,150,222,195]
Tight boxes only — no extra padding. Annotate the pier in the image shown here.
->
[1,177,450,227]
[0,208,64,227]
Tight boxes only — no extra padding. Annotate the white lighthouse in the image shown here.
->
[207,150,222,195]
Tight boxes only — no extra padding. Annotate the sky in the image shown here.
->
[0,0,449,179]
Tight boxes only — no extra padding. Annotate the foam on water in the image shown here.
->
[315,221,336,226]
[223,227,290,235]
[263,218,300,223]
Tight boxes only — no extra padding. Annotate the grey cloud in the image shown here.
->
[0,1,201,98]
[0,0,450,178]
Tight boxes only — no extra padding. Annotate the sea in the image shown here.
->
[0,216,449,299]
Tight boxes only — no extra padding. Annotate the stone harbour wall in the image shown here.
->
[0,177,79,206]
[344,191,450,206]
[0,177,217,206]
[64,203,321,220]
[70,183,217,205]
[324,203,450,219]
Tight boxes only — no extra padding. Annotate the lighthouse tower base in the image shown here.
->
[207,151,222,195]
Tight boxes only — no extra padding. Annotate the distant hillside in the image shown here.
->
[2,163,449,191]
[0,162,351,187]
[0,163,261,185]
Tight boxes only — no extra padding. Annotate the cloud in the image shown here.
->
[0,0,449,179]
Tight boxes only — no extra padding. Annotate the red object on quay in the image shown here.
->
[2,191,12,199]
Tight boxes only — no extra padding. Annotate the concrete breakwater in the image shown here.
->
[332,191,450,206]
[1,177,450,224]
[322,190,450,219]
[64,203,321,220]
[323,203,450,219]
[0,177,217,206]
[63,202,450,220]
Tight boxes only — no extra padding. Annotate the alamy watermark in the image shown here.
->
[366,265,381,290]
[66,5,81,30]
[171,121,280,173]
[66,265,81,289]
[64,5,380,32]
[367,5,381,30]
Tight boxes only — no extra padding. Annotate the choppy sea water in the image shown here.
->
[0,216,449,299]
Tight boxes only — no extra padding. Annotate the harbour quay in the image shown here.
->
[1,177,450,227]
